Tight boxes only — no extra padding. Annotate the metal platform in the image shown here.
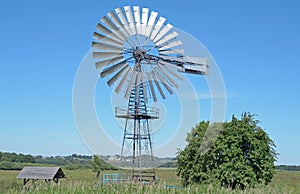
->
[115,106,159,119]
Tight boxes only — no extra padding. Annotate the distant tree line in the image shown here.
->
[276,165,300,171]
[0,152,116,170]
[0,152,35,163]
[0,152,35,170]
[34,154,92,166]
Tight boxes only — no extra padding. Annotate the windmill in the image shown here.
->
[91,5,209,182]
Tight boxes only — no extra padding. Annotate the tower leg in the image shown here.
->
[118,84,157,183]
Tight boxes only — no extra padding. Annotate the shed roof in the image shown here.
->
[16,167,66,179]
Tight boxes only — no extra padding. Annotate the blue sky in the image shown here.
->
[0,0,299,165]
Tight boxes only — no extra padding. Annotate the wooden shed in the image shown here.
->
[16,167,66,185]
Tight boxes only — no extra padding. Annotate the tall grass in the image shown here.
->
[0,169,299,193]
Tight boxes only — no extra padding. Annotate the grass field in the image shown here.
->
[0,169,299,193]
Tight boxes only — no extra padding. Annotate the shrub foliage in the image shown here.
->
[176,113,277,189]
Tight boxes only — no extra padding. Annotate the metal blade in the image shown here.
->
[101,16,126,41]
[155,31,179,46]
[141,8,149,35]
[100,61,127,78]
[145,11,158,37]
[101,16,119,33]
[96,23,112,35]
[150,17,166,40]
[115,67,132,93]
[159,49,184,55]
[107,11,130,39]
[107,11,122,29]
[95,55,124,69]
[151,71,166,99]
[153,23,173,43]
[93,51,122,59]
[115,7,132,35]
[141,73,148,103]
[107,65,130,87]
[154,68,174,95]
[93,32,124,46]
[124,6,137,35]
[125,71,138,99]
[92,41,122,52]
[115,8,131,38]
[156,65,179,88]
[113,8,136,47]
[158,61,183,80]
[133,6,141,34]
[96,23,124,43]
[158,40,183,51]
[146,72,157,102]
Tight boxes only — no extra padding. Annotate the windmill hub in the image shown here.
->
[133,47,147,62]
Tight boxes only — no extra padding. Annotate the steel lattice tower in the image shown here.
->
[115,69,158,182]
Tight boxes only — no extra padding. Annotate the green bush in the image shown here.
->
[177,113,277,189]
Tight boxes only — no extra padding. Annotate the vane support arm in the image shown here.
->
[144,54,210,76]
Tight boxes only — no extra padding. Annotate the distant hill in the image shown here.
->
[100,154,176,168]
[158,160,177,168]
